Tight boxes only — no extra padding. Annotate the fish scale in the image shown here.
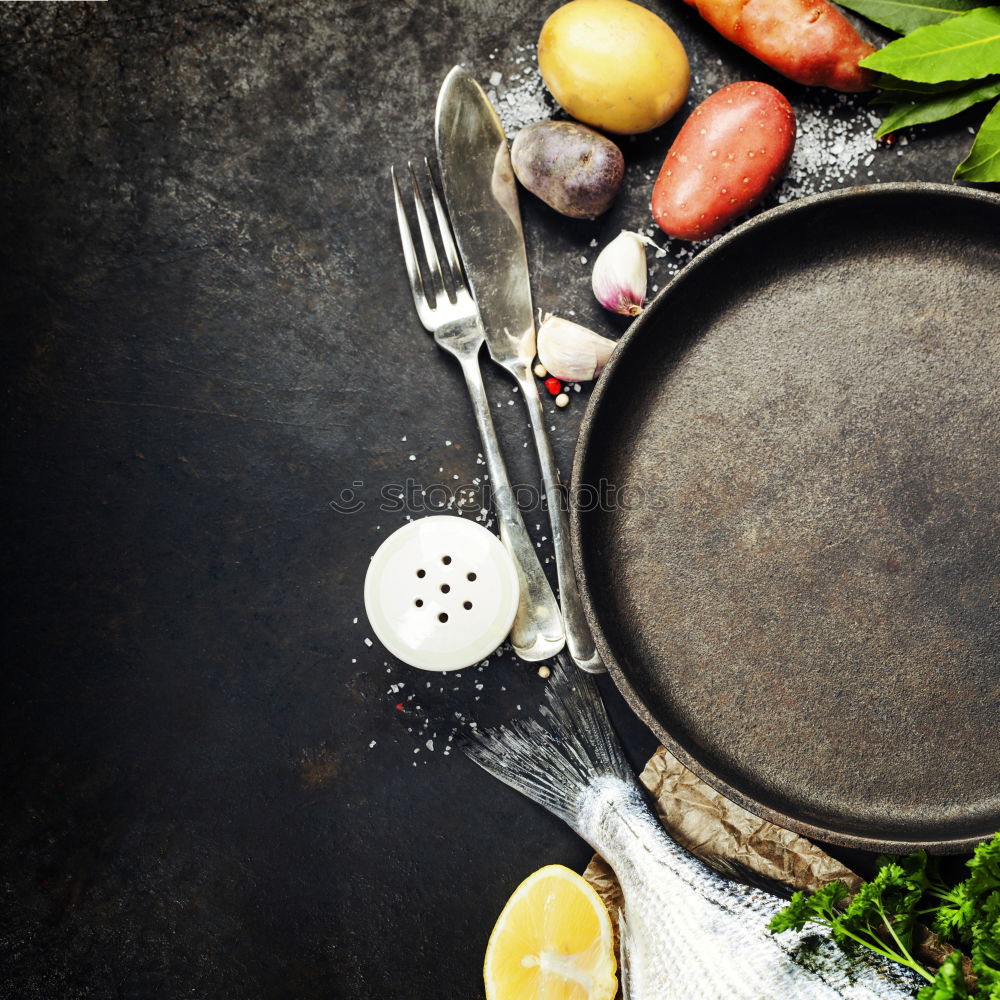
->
[584,780,851,999]
[466,663,924,1000]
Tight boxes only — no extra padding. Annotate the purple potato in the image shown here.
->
[510,121,625,220]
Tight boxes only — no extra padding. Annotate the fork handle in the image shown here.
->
[514,369,606,674]
[458,354,566,662]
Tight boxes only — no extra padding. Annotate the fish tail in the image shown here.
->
[462,656,634,830]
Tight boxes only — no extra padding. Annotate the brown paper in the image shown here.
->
[583,745,959,991]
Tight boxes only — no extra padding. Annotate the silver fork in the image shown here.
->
[391,160,566,663]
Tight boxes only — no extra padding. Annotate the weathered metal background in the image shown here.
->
[1,1,992,997]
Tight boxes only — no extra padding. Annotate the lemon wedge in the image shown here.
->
[484,864,618,1000]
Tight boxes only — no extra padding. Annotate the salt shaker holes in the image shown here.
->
[363,516,519,672]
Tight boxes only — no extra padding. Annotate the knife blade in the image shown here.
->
[435,66,605,674]
[434,67,535,370]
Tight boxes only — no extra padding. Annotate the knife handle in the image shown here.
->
[515,370,606,674]
[458,354,566,662]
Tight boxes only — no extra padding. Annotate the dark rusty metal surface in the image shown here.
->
[1,0,996,995]
[573,185,1000,854]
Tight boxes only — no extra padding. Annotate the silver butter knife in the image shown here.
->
[435,66,605,674]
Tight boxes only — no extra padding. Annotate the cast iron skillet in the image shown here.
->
[571,183,1000,854]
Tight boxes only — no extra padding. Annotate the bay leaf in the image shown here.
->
[835,0,981,34]
[860,6,1000,81]
[874,75,1000,133]
[872,73,968,91]
[954,96,1000,177]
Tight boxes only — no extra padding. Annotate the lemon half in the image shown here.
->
[484,864,618,1000]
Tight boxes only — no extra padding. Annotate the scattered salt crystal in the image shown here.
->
[776,93,872,201]
[489,71,502,86]
[580,256,588,264]
[408,454,416,461]
[364,637,373,647]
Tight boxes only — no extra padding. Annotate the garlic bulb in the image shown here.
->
[537,315,616,382]
[592,230,655,316]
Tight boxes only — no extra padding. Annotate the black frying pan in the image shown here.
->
[572,183,1000,853]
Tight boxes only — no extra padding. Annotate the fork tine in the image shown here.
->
[391,165,431,319]
[423,157,464,289]
[407,161,447,304]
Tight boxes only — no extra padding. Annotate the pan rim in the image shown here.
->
[570,181,1000,854]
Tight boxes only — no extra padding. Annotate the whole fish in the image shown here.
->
[465,662,924,1000]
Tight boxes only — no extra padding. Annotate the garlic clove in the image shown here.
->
[536,315,617,382]
[592,230,656,316]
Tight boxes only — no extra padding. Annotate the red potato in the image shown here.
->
[652,82,795,241]
[681,0,876,91]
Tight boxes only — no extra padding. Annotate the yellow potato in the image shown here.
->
[538,0,690,134]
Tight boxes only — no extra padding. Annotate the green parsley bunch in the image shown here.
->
[769,832,1000,999]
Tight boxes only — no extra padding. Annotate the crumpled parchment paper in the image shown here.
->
[583,745,861,925]
[583,744,959,991]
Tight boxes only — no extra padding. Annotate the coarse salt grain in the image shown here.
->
[776,93,873,202]
[488,60,557,138]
